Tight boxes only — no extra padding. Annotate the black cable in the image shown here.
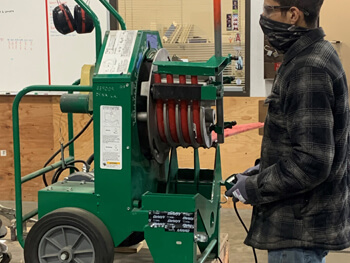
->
[51,165,79,184]
[217,257,223,263]
[50,159,90,184]
[233,201,249,232]
[42,116,93,186]
[233,201,258,263]
[86,153,94,165]
[67,160,90,171]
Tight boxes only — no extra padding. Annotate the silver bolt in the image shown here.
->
[194,233,208,243]
[60,253,68,260]
[127,207,131,211]
[126,146,130,150]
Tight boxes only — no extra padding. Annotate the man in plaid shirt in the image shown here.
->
[226,0,350,262]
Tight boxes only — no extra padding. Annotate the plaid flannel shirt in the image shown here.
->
[245,28,350,250]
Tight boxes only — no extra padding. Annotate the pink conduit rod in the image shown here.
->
[212,122,264,141]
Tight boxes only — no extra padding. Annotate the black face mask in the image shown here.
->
[259,15,309,54]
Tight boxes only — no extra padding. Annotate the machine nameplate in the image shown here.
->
[98,30,138,75]
[100,105,122,170]
[148,211,197,233]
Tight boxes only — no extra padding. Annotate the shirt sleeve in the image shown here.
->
[246,66,335,205]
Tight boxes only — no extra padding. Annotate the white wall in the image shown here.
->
[250,0,272,97]
[0,0,109,93]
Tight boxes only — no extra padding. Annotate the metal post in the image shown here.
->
[197,239,218,263]
[213,0,224,143]
[74,0,102,60]
[68,79,81,173]
[99,0,127,30]
[21,157,74,184]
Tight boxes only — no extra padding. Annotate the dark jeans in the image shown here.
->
[268,248,328,263]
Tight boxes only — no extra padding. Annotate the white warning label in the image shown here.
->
[98,30,138,75]
[100,105,122,170]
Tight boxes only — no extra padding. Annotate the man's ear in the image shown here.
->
[287,6,306,26]
[289,6,302,25]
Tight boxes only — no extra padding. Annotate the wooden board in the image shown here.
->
[0,96,55,201]
[0,96,264,207]
[51,97,94,173]
[321,0,350,87]
[115,242,143,254]
[113,233,229,263]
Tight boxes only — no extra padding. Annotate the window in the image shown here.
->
[115,0,250,96]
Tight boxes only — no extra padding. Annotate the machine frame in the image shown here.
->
[12,1,233,262]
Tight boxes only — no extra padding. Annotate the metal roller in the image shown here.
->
[187,102,200,149]
[175,103,188,148]
[143,48,171,163]
[191,75,203,145]
[180,100,191,145]
[156,100,167,143]
[192,101,203,145]
[168,99,179,143]
[166,75,179,144]
[147,68,216,153]
[163,102,178,147]
[200,106,213,148]
[179,76,192,146]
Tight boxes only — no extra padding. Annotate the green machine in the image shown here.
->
[13,1,235,262]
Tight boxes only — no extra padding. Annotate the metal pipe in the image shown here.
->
[21,157,74,184]
[68,94,75,172]
[68,78,79,173]
[213,0,224,143]
[72,79,81,86]
[22,208,38,222]
[13,85,92,248]
[213,0,222,59]
[74,0,102,60]
[99,0,127,30]
[61,94,91,113]
[197,239,218,263]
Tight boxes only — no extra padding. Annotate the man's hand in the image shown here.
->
[225,174,249,203]
[242,163,260,176]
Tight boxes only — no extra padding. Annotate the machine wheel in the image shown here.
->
[0,252,12,263]
[24,207,114,263]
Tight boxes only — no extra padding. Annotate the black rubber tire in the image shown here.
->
[0,252,12,263]
[24,207,114,263]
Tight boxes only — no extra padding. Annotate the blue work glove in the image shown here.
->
[225,174,249,203]
[241,163,260,176]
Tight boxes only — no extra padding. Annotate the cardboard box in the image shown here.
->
[264,62,282,79]
[264,36,283,79]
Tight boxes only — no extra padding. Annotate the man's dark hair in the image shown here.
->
[275,0,324,27]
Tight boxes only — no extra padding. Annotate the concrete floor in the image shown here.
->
[1,201,350,263]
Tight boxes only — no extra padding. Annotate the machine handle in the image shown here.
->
[74,0,102,60]
[99,0,127,30]
[12,85,93,248]
[209,121,237,133]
